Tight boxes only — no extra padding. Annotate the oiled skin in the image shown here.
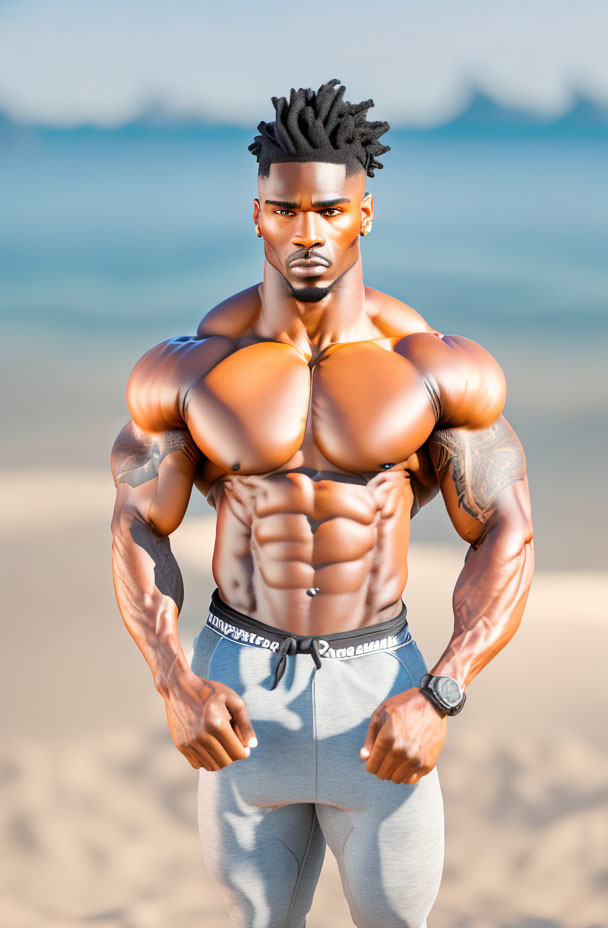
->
[121,295,506,632]
[110,160,534,780]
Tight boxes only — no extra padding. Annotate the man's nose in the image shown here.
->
[292,211,325,249]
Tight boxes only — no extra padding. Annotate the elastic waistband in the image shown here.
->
[206,589,411,690]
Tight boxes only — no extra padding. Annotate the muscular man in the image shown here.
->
[111,80,534,928]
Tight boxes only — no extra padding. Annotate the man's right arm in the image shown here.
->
[110,418,256,770]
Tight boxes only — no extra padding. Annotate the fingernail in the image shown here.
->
[248,737,258,748]
[245,747,250,757]
[361,748,369,758]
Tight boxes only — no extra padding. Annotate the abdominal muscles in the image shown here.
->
[210,469,414,634]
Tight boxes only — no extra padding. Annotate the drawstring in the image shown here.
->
[270,636,323,690]
[271,637,297,690]
[299,638,322,670]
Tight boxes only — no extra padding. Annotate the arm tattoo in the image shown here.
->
[432,417,525,522]
[114,428,199,488]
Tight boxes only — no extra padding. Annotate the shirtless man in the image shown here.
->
[111,80,534,928]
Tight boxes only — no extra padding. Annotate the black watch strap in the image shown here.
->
[418,673,467,716]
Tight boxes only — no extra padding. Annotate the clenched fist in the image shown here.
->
[361,686,447,785]
[164,671,257,771]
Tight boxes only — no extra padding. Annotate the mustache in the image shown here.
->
[287,248,331,267]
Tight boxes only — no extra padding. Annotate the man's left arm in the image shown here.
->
[425,415,534,686]
[361,415,534,783]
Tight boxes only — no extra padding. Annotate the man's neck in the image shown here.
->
[256,256,375,360]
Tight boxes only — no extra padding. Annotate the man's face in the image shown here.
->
[253,162,373,302]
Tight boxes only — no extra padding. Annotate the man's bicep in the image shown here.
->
[428,416,527,545]
[111,421,200,535]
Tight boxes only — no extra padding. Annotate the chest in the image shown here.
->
[184,341,437,474]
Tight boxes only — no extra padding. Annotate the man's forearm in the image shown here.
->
[111,506,194,698]
[429,512,535,690]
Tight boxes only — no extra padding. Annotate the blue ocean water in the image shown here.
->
[1,132,606,339]
[1,131,606,566]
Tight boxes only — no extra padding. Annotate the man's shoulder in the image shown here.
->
[124,283,280,432]
[365,288,439,337]
[364,290,505,429]
[392,330,507,431]
[126,333,235,431]
[197,284,262,339]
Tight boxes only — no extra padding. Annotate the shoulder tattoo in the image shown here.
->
[113,428,199,488]
[432,417,525,522]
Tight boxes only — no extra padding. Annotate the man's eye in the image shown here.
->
[275,209,294,217]
[320,208,340,217]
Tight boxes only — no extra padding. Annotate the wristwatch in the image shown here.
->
[418,673,466,716]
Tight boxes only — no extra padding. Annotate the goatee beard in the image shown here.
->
[287,282,333,304]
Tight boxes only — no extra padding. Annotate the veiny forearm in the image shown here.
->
[430,512,535,689]
[111,506,195,698]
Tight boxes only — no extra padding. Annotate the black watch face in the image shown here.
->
[436,677,461,706]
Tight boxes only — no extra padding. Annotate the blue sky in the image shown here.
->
[0,0,607,126]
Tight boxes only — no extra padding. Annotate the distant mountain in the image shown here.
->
[426,89,608,134]
[1,89,607,140]
[112,99,254,139]
[550,93,608,129]
[0,107,23,136]
[121,99,234,133]
[440,90,551,128]
[0,99,248,140]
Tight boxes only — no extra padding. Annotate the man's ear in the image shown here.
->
[361,192,374,225]
[253,198,262,236]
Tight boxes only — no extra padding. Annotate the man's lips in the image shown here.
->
[288,255,331,277]
[289,257,330,268]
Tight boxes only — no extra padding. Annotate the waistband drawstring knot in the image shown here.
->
[271,636,323,690]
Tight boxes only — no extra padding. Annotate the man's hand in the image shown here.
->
[360,687,447,784]
[163,671,258,771]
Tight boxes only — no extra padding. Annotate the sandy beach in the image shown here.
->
[1,467,607,927]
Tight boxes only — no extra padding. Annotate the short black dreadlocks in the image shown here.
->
[249,79,390,179]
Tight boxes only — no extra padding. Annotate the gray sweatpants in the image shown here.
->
[191,614,445,928]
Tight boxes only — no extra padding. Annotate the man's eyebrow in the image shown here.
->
[265,199,299,209]
[264,197,351,209]
[312,197,351,208]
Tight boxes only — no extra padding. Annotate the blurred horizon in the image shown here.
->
[2,84,608,134]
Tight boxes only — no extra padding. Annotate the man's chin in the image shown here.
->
[287,281,333,304]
